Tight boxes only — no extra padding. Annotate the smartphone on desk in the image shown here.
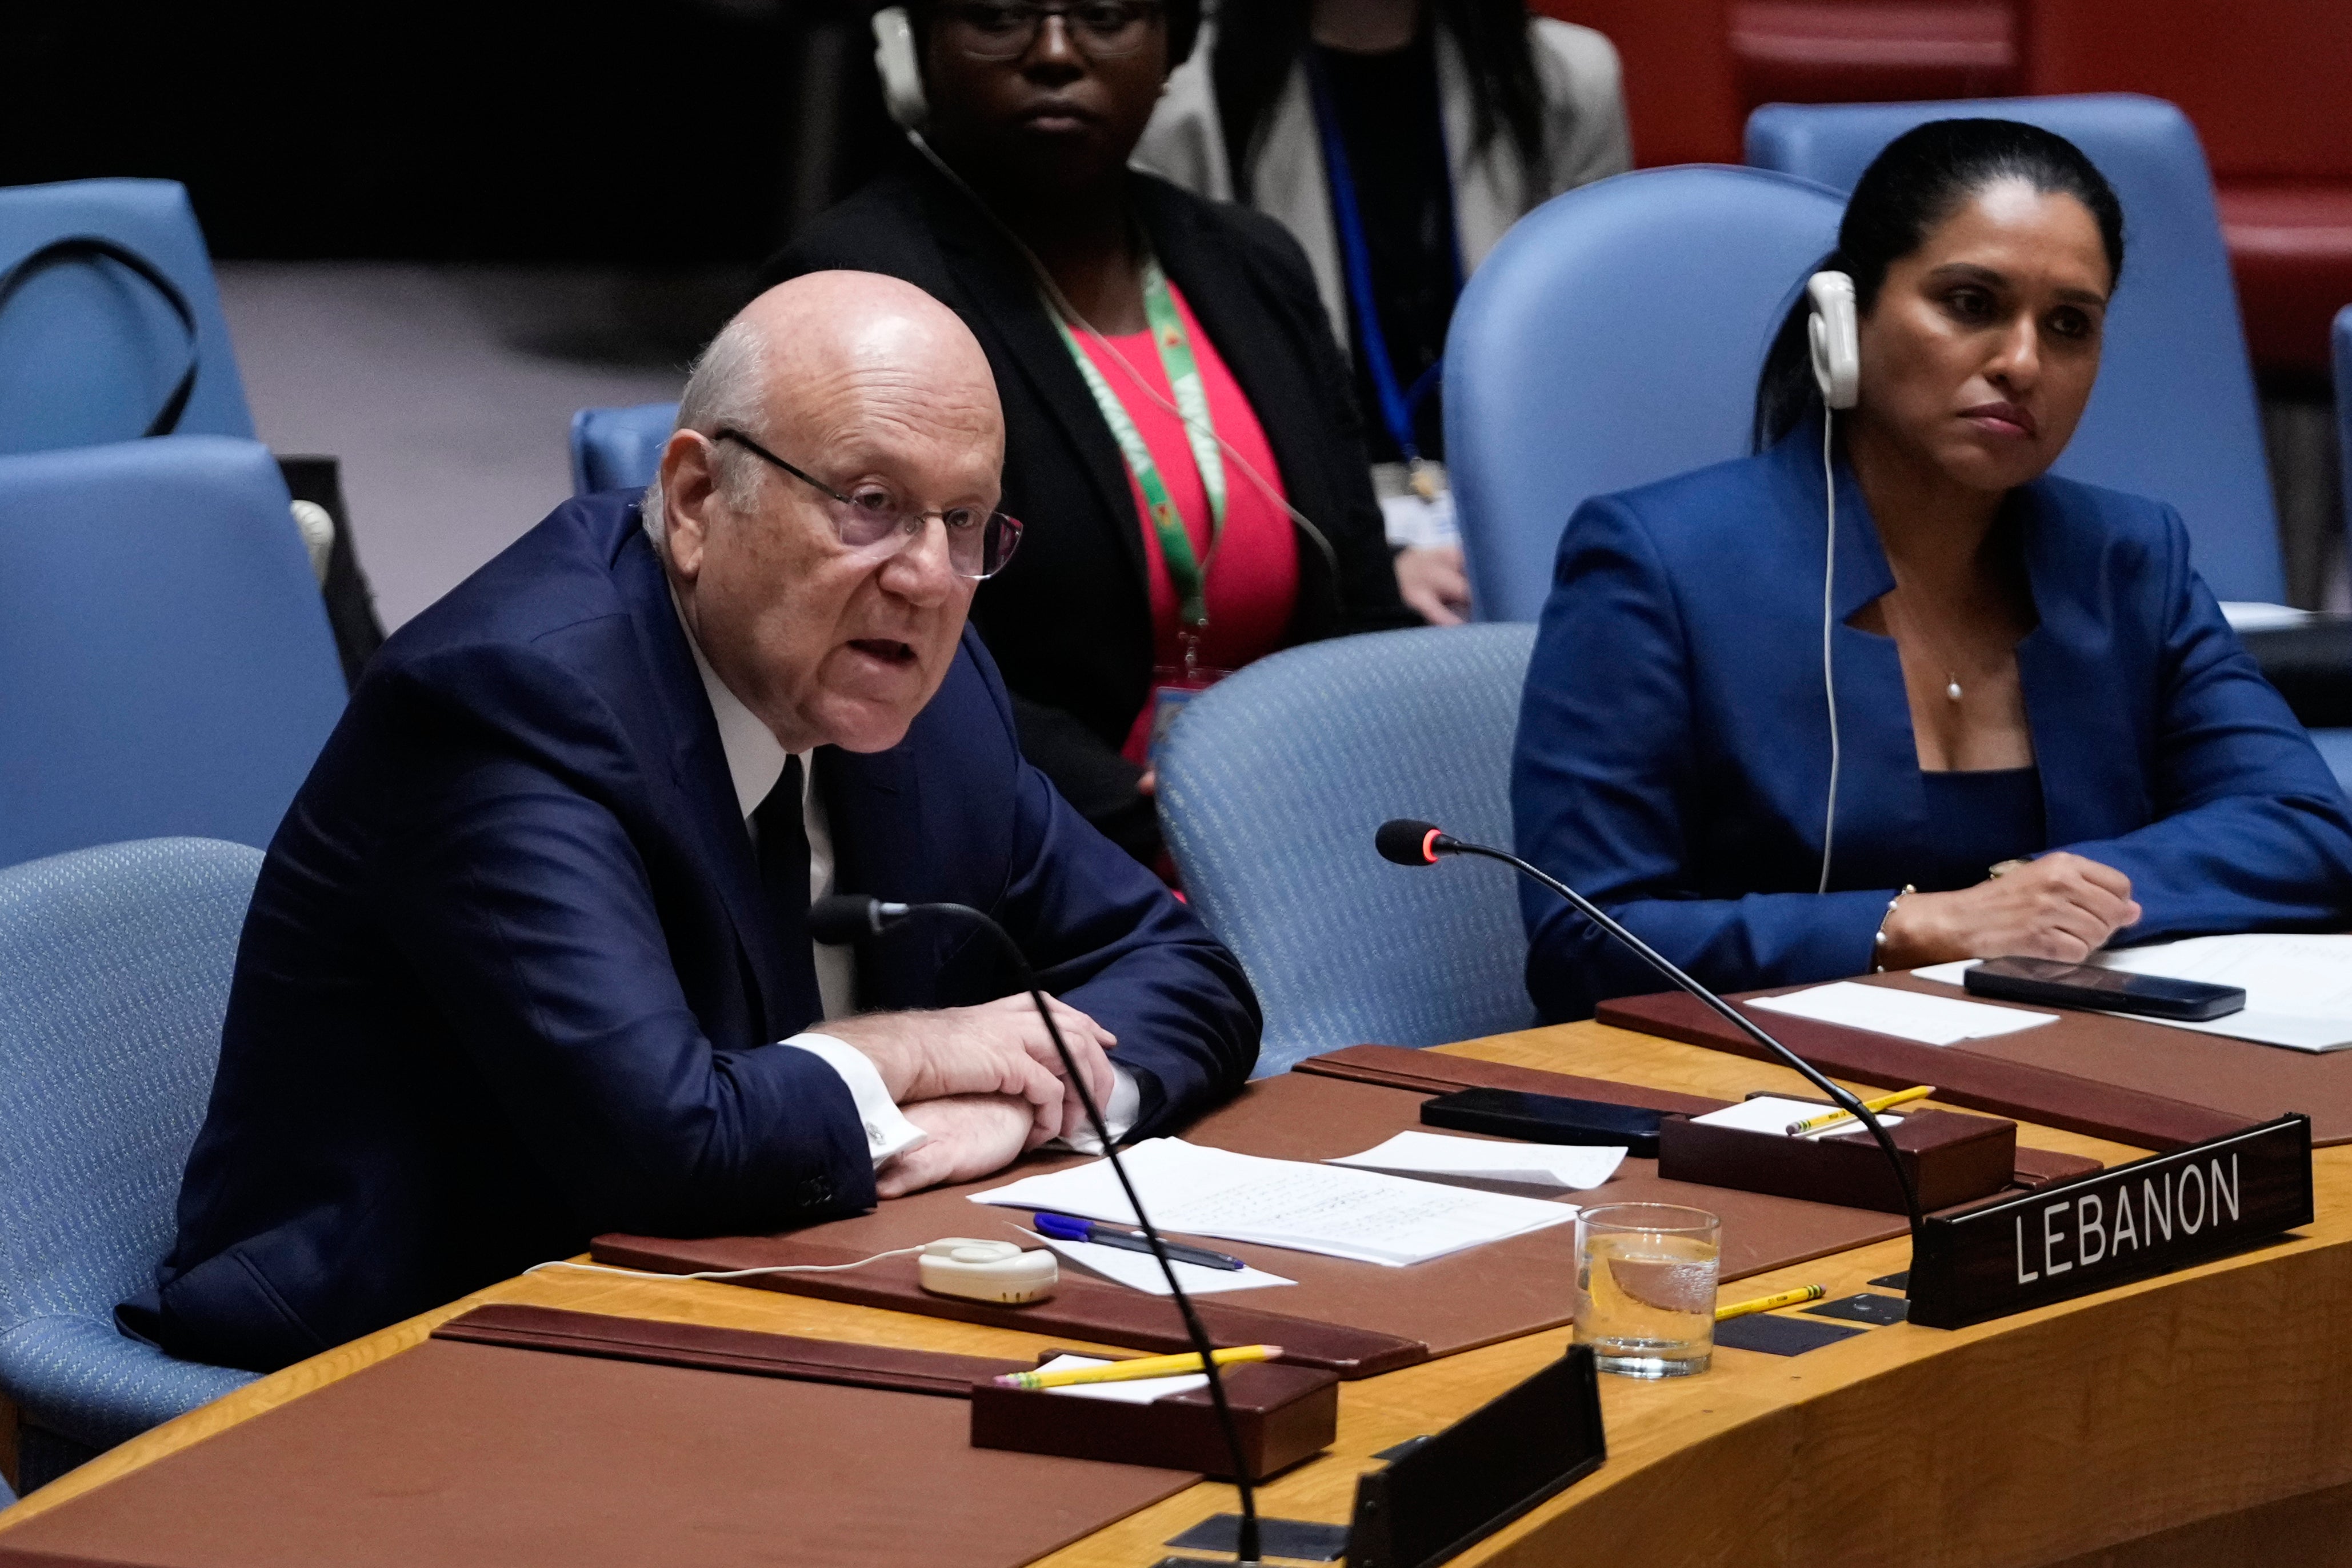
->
[1420,1087,1665,1157]
[1963,955,2246,1022]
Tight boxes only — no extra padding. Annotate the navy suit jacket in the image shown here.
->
[126,493,1260,1373]
[1514,424,2352,1021]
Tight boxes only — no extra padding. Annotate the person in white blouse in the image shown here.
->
[1134,0,1631,623]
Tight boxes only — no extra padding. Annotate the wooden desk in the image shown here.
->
[7,1020,2351,1567]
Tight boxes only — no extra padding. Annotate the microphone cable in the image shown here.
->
[1818,409,1842,895]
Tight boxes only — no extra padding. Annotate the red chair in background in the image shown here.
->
[1541,0,2018,161]
[1531,0,1745,166]
[2028,0,2352,381]
[1732,0,2017,110]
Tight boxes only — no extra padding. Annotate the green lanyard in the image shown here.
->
[1051,254,1229,631]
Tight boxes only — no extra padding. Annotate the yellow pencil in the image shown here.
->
[1785,1085,1935,1137]
[994,1344,1281,1390]
[1715,1284,1827,1321]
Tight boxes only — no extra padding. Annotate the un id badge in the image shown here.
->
[1145,659,1233,762]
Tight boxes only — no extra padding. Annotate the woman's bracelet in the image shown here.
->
[1871,885,1918,973]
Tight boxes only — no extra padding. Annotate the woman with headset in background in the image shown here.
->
[1134,0,1631,624]
[1513,118,2352,1022]
[762,0,1416,872]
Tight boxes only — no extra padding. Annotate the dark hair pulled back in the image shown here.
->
[1751,117,2126,451]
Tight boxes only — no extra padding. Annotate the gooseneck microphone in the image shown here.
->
[810,895,1265,1567]
[1375,822,1926,1242]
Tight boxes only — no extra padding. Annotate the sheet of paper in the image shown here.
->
[2219,601,2316,633]
[972,1138,1577,1267]
[1027,1232,1295,1296]
[1749,980,2056,1045]
[1690,1096,1905,1138]
[2094,934,2352,1016]
[1911,937,2352,1052]
[1033,1354,1207,1405]
[1326,1131,1626,1190]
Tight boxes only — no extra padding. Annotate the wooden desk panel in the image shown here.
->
[6,1021,2347,1568]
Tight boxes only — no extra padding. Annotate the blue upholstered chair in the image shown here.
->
[570,401,679,495]
[1747,95,2285,604]
[1157,625,1538,1075]
[0,179,255,456]
[1443,167,1845,624]
[0,839,264,1492]
[2317,303,2352,795]
[2337,305,2352,562]
[0,436,345,869]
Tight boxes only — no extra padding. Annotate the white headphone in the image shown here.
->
[1806,270,1859,413]
[873,6,928,131]
[1806,270,1858,894]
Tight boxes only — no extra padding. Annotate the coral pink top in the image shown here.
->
[1074,281,1299,762]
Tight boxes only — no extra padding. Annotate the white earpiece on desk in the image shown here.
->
[917,1238,1058,1305]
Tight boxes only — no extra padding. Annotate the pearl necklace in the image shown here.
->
[1882,589,1971,705]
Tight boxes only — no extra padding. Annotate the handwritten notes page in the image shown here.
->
[972,1138,1576,1266]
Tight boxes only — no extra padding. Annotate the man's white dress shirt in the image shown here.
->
[675,604,1137,1171]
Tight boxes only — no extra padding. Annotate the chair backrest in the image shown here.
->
[2337,307,2352,536]
[2026,1,2352,182]
[1529,0,1743,166]
[1445,166,1844,623]
[1157,625,1538,1075]
[0,179,254,456]
[0,436,346,869]
[571,401,680,495]
[0,838,262,1333]
[1746,94,2285,603]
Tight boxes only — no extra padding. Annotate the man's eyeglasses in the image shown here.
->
[935,1,1163,61]
[713,428,1022,581]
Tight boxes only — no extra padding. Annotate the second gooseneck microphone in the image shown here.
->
[1375,821,1926,1241]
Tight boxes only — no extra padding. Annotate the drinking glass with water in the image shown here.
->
[1574,1203,1721,1378]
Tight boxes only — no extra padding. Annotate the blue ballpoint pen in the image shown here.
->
[1032,1211,1246,1271]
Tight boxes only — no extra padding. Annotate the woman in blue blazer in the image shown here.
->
[1514,119,2352,1019]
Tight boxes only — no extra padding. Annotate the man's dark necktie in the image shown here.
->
[752,754,825,1034]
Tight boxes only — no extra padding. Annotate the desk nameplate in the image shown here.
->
[1345,1348,1605,1568]
[1909,1114,2314,1330]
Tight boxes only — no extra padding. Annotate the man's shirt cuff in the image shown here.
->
[782,1033,928,1166]
[1055,1063,1141,1155]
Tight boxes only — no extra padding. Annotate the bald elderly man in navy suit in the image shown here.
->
[125,273,1259,1373]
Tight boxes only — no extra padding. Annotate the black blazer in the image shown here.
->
[763,157,1413,858]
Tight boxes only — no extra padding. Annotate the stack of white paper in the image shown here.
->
[1690,1096,1905,1138]
[1325,1131,1626,1190]
[1749,980,2057,1045]
[1916,935,2352,1052]
[1032,1354,1206,1405]
[971,1138,1576,1267]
